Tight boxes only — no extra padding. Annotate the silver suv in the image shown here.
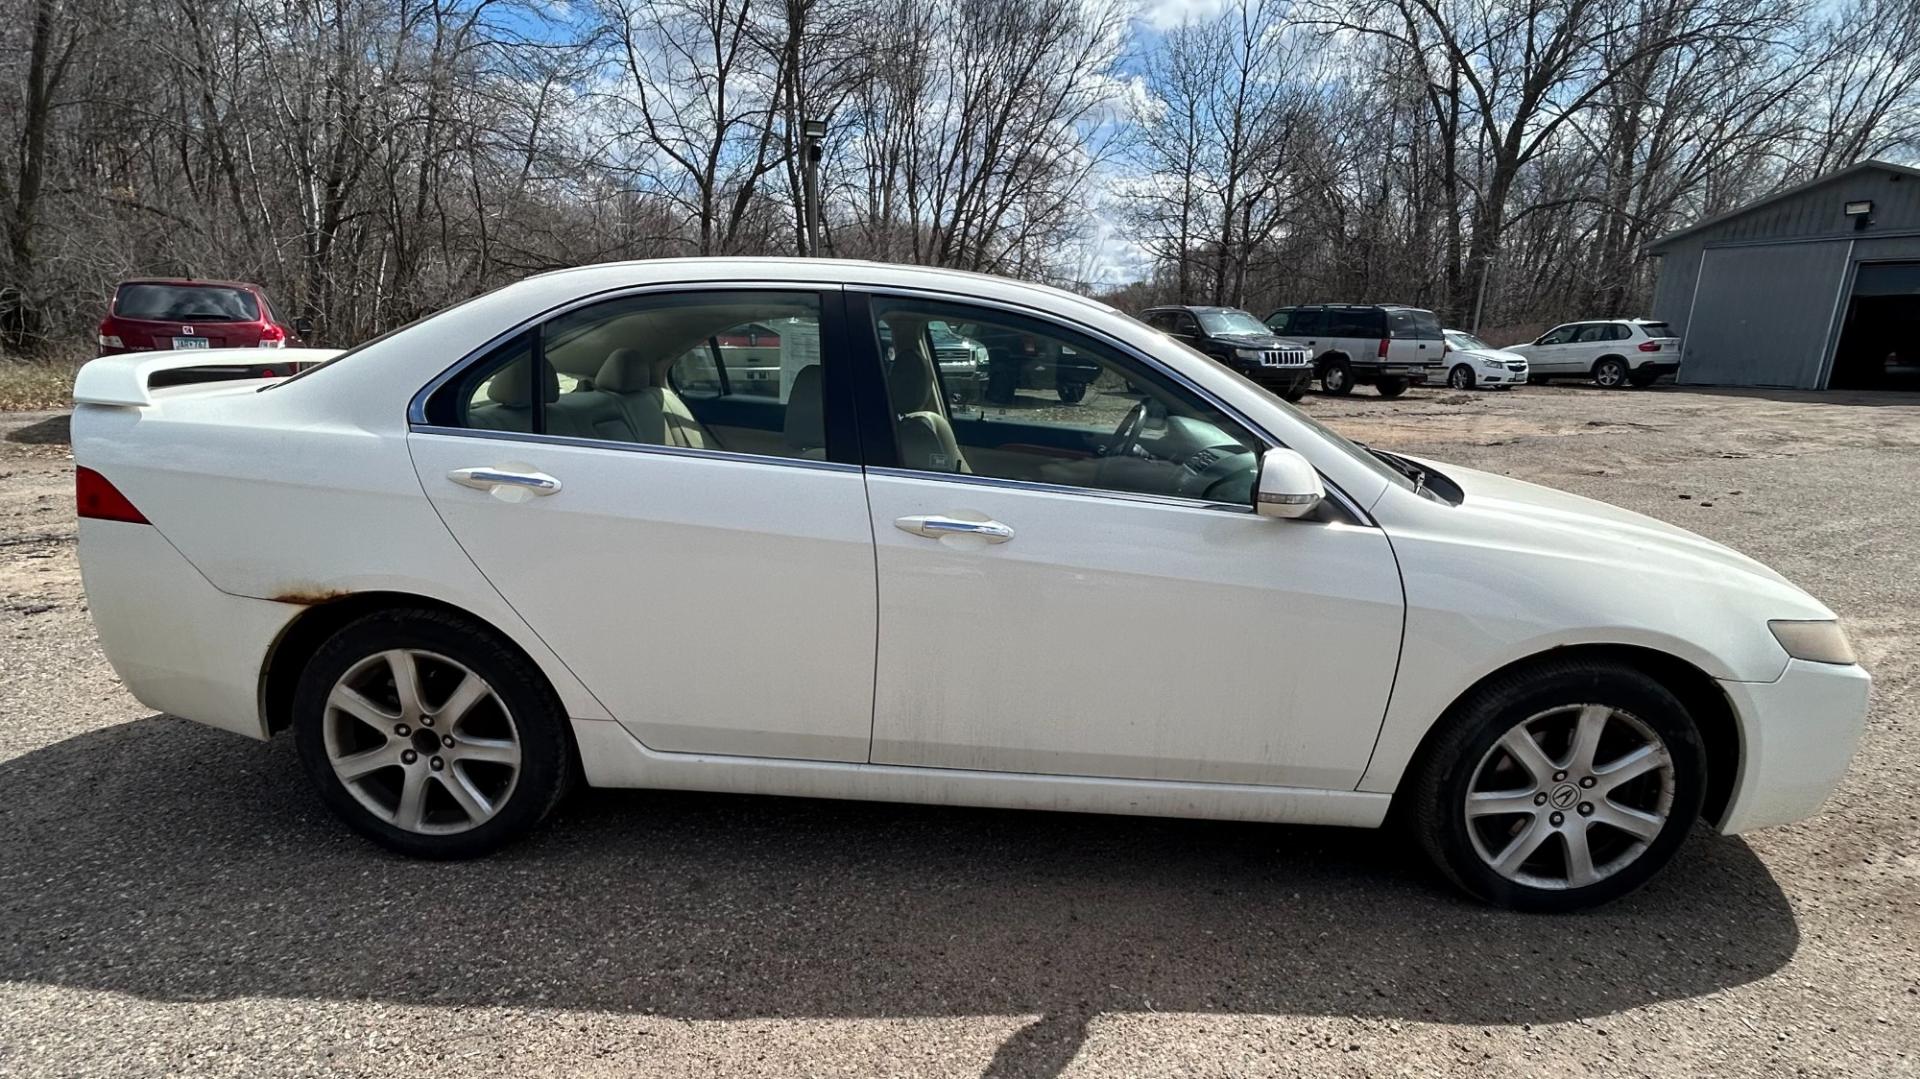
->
[1264,304,1445,398]
[1507,319,1682,388]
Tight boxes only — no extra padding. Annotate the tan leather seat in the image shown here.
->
[467,356,556,433]
[596,348,720,450]
[886,320,969,474]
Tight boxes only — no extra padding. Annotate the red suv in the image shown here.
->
[97,279,307,357]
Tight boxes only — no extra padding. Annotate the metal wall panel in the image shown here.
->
[1679,242,1851,388]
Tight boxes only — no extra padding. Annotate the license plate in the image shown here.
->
[172,337,210,349]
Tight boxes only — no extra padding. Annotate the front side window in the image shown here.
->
[427,291,832,462]
[1537,325,1575,345]
[870,299,1264,505]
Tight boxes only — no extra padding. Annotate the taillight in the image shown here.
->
[97,318,123,349]
[1638,340,1661,352]
[76,467,149,524]
[1377,338,1389,358]
[257,323,287,349]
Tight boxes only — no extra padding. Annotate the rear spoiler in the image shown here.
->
[73,348,343,407]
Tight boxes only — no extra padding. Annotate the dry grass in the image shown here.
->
[0,352,87,412]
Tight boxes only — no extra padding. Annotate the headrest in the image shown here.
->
[596,347,663,393]
[487,356,559,407]
[886,319,936,414]
[784,365,825,450]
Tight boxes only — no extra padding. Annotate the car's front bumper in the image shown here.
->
[1244,365,1314,393]
[1715,658,1871,834]
[1473,364,1529,386]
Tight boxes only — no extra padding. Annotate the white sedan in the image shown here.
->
[71,259,1869,911]
[1442,329,1530,389]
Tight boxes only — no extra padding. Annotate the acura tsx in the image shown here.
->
[71,258,1870,911]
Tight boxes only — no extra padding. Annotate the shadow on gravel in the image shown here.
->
[0,719,1799,1075]
[2,413,70,445]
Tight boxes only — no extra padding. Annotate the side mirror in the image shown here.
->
[293,316,314,338]
[1254,447,1325,520]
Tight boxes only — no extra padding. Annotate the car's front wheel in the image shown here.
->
[1320,359,1354,396]
[293,609,574,858]
[1056,381,1087,404]
[1406,661,1705,911]
[1447,364,1476,390]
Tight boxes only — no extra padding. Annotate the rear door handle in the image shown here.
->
[895,514,1014,543]
[448,467,563,495]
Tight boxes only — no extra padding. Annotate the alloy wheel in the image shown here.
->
[1448,366,1473,389]
[1595,361,1626,387]
[322,649,522,835]
[1463,703,1675,890]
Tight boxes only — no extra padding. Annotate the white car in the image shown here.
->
[71,259,1868,911]
[1507,318,1682,388]
[1441,330,1529,389]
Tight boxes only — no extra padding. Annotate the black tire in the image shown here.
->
[1320,359,1355,396]
[1628,367,1661,388]
[1375,377,1409,399]
[1056,381,1087,404]
[1528,374,1549,385]
[1593,357,1630,389]
[293,608,574,859]
[1404,660,1706,912]
[1281,385,1308,403]
[1447,364,1476,390]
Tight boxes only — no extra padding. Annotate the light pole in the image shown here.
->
[801,117,827,257]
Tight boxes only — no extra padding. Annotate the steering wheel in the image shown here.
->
[1107,401,1150,459]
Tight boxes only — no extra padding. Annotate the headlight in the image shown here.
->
[1236,348,1265,361]
[1480,358,1504,369]
[1769,620,1857,665]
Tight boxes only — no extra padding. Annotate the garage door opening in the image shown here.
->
[1831,261,1920,390]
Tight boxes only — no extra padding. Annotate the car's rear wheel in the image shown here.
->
[1447,364,1476,390]
[1407,661,1705,911]
[1593,357,1629,388]
[1321,359,1354,396]
[1628,367,1661,388]
[293,609,573,858]
[1056,380,1087,404]
[1281,384,1308,403]
[1375,377,1408,399]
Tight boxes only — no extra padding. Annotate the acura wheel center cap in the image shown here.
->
[1549,783,1580,810]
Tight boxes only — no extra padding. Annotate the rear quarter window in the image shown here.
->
[1640,322,1674,337]
[1387,308,1442,339]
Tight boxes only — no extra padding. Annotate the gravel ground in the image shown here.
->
[1,384,1916,1077]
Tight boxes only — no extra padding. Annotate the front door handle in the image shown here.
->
[895,514,1014,543]
[448,467,563,495]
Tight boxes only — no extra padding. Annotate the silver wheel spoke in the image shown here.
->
[1466,790,1539,818]
[333,741,400,781]
[1498,728,1557,786]
[450,735,520,767]
[1594,800,1665,842]
[394,766,430,831]
[1595,742,1668,792]
[1492,817,1552,875]
[435,672,492,728]
[384,650,425,721]
[1567,705,1611,772]
[328,685,396,731]
[1564,824,1600,887]
[439,767,494,822]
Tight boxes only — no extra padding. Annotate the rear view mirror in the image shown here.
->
[1254,447,1325,520]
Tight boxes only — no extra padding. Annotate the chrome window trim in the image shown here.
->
[406,280,843,425]
[864,465,1255,514]
[408,424,865,475]
[851,284,1375,526]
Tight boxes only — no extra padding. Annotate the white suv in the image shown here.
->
[1508,319,1681,388]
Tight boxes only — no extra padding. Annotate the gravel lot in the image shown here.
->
[1,384,1916,1077]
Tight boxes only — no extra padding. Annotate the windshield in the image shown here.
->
[1194,309,1271,336]
[115,283,257,322]
[1446,330,1491,351]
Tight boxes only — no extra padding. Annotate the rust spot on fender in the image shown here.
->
[270,587,350,606]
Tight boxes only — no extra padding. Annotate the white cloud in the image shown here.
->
[1135,0,1228,30]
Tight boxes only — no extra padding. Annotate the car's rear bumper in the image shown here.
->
[1631,359,1679,376]
[1715,659,1871,834]
[78,519,299,740]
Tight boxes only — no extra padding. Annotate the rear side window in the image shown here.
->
[115,283,259,322]
[1387,308,1442,339]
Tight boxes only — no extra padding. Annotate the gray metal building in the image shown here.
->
[1646,160,1920,390]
